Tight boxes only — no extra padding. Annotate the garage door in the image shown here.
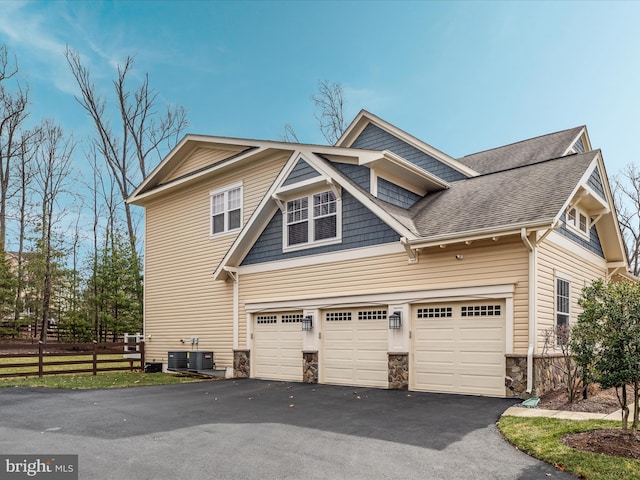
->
[253,313,303,382]
[322,308,388,388]
[412,301,505,397]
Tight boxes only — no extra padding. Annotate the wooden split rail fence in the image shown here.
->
[0,341,145,378]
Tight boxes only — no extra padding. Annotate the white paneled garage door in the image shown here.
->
[412,301,505,397]
[253,313,303,382]
[322,308,388,388]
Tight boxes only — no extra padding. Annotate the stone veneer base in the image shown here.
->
[233,349,250,378]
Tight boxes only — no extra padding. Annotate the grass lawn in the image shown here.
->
[0,355,206,388]
[499,416,640,480]
[0,370,205,388]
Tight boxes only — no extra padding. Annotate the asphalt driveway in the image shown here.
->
[0,379,575,479]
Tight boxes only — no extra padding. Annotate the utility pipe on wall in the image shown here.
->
[520,228,536,394]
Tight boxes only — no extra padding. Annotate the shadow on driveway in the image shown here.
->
[1,379,518,450]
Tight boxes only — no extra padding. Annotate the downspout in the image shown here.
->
[521,228,536,395]
[224,267,239,350]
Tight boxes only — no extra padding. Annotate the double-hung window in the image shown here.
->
[556,278,570,344]
[210,183,242,236]
[285,190,339,248]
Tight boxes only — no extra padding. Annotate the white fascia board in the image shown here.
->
[244,282,516,313]
[238,243,404,276]
[127,145,267,205]
[128,135,370,204]
[406,221,555,249]
[336,110,479,178]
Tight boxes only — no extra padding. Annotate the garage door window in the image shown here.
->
[282,314,303,323]
[417,307,452,318]
[358,310,387,320]
[326,312,352,321]
[256,315,277,324]
[461,305,501,317]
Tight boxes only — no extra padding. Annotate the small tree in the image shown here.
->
[541,324,581,403]
[573,279,640,432]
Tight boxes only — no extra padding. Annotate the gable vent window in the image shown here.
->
[210,183,242,236]
[461,305,501,317]
[285,190,340,249]
[566,207,589,238]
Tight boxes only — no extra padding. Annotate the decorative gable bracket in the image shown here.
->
[400,237,418,264]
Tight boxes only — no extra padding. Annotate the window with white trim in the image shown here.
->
[556,278,570,344]
[210,183,242,236]
[566,206,589,238]
[285,190,339,249]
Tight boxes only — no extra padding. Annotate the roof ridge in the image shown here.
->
[459,126,585,159]
[457,149,596,179]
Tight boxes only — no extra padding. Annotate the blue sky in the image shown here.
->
[1,0,640,179]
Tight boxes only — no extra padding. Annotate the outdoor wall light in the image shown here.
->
[302,315,314,331]
[389,311,402,329]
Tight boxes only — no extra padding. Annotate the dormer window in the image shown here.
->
[566,206,589,238]
[284,189,341,250]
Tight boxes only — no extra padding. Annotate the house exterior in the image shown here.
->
[127,110,631,398]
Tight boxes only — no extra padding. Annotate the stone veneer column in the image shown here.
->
[505,354,528,398]
[233,349,250,378]
[302,351,318,383]
[388,353,409,390]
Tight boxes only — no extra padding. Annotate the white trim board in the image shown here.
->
[243,282,517,313]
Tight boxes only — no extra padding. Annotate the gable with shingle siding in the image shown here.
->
[241,190,400,265]
[283,158,322,186]
[351,123,467,182]
[587,166,605,200]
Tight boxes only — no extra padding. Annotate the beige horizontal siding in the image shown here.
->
[163,146,247,183]
[238,239,530,353]
[142,152,288,367]
[537,237,606,351]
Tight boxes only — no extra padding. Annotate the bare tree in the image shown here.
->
[13,127,38,329]
[614,164,640,276]
[0,45,29,249]
[280,123,300,143]
[64,47,188,256]
[34,120,75,342]
[312,80,346,145]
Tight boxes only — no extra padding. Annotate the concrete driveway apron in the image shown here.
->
[0,379,577,479]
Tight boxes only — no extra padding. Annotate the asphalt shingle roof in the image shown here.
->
[457,127,584,175]
[407,151,597,239]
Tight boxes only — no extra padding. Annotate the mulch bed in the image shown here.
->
[537,385,640,460]
[538,385,621,414]
[563,429,640,460]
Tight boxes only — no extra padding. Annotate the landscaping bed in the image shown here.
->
[527,385,640,462]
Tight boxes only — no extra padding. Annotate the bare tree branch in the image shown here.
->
[312,80,346,145]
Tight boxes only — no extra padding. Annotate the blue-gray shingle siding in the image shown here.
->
[587,167,606,200]
[241,190,399,265]
[350,123,467,182]
[572,137,585,154]
[331,162,371,191]
[283,158,321,186]
[558,211,604,258]
[377,178,421,208]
